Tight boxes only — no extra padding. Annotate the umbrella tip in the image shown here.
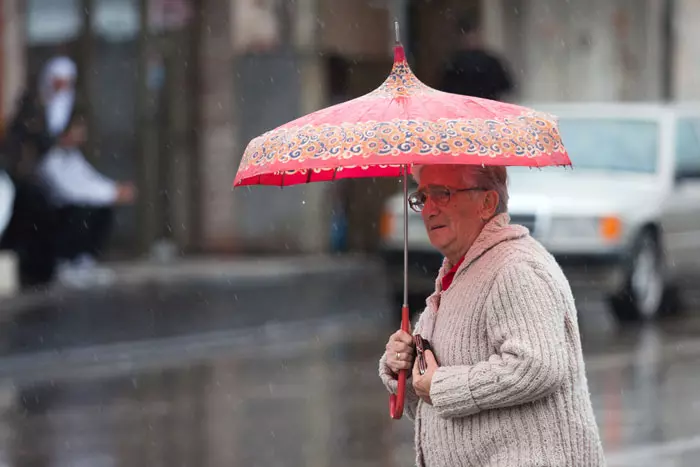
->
[394,20,400,44]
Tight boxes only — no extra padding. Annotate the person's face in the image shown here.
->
[51,76,73,93]
[411,166,498,262]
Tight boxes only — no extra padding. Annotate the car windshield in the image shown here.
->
[510,117,660,175]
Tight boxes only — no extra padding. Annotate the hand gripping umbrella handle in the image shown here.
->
[390,304,411,419]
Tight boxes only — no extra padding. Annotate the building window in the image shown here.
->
[93,0,140,42]
[27,0,82,46]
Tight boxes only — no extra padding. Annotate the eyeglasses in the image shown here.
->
[407,185,487,212]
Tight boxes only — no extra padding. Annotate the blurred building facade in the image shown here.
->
[482,0,670,101]
[0,0,698,258]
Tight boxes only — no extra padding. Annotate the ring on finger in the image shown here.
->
[396,352,401,360]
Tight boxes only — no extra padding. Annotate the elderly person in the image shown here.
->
[378,164,605,466]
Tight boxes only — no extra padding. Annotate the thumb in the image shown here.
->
[424,349,438,368]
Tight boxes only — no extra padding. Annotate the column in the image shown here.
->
[1,0,25,126]
[480,0,507,52]
[295,0,330,254]
[672,0,700,100]
[199,0,238,252]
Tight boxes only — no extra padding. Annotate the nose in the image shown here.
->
[421,196,440,219]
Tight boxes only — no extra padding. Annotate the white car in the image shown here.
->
[379,103,700,322]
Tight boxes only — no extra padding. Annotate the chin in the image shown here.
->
[427,235,450,252]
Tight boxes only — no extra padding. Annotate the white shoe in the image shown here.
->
[56,262,91,289]
[79,257,116,287]
[57,257,115,288]
[92,266,116,286]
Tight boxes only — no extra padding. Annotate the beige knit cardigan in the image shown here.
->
[379,213,606,466]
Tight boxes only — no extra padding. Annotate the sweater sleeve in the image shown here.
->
[38,148,118,206]
[429,262,569,419]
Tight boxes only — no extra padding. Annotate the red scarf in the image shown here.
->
[441,256,465,291]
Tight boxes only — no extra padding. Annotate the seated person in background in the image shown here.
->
[36,109,136,286]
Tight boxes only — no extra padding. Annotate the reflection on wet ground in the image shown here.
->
[2,317,410,467]
[0,283,699,466]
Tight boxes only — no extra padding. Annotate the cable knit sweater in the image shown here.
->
[379,213,606,466]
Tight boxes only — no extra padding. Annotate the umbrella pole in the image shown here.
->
[390,164,411,420]
[403,164,409,309]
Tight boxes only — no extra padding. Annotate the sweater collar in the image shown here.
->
[434,213,529,292]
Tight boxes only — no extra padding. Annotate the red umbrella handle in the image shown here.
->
[390,304,411,419]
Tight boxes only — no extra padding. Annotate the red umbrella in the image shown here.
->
[234,23,571,419]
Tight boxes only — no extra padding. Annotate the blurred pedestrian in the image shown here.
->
[36,108,136,287]
[0,56,76,288]
[439,18,514,101]
[378,164,605,466]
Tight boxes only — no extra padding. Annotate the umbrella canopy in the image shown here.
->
[234,44,570,187]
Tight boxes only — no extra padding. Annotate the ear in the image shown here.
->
[480,190,499,220]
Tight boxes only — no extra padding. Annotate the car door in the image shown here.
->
[662,118,700,279]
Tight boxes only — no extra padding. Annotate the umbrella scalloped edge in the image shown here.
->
[235,112,569,184]
[234,159,573,187]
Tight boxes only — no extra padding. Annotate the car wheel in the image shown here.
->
[609,231,674,322]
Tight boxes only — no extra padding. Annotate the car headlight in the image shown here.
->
[549,216,623,243]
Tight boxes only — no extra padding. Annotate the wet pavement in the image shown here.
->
[0,265,699,466]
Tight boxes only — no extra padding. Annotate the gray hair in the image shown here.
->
[411,164,509,214]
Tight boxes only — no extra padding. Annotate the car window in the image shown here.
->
[675,119,700,176]
[510,118,660,175]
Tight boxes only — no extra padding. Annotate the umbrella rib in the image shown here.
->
[463,97,500,120]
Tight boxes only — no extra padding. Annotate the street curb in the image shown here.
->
[0,254,389,316]
[0,312,388,386]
